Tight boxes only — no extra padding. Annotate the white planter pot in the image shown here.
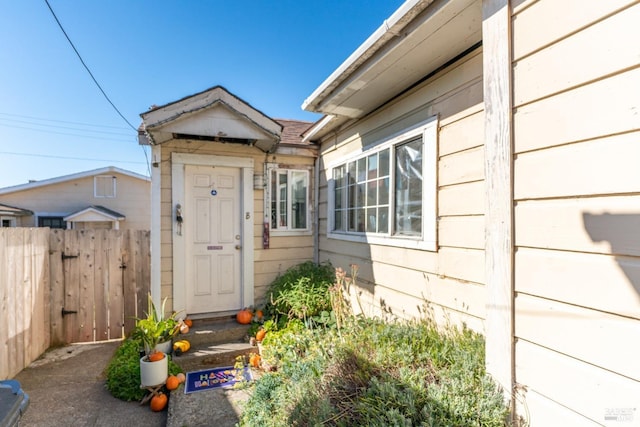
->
[140,354,168,387]
[144,340,172,356]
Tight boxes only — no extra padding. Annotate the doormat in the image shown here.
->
[184,366,252,394]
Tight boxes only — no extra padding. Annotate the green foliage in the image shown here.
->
[265,261,334,321]
[240,318,510,426]
[130,294,181,352]
[105,338,182,401]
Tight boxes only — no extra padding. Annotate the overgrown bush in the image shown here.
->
[265,261,334,321]
[240,319,510,426]
[105,338,182,401]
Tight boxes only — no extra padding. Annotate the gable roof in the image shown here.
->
[0,166,150,196]
[0,203,33,216]
[64,205,126,222]
[139,85,284,153]
[302,0,482,131]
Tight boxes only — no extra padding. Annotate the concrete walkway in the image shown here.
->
[13,341,166,427]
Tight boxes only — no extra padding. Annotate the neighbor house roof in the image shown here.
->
[0,166,150,195]
[274,119,315,146]
[0,203,33,216]
[64,205,126,222]
[302,0,482,137]
[139,85,284,153]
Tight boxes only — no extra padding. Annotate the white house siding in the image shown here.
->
[317,48,486,331]
[0,172,150,230]
[511,0,640,424]
[156,141,315,313]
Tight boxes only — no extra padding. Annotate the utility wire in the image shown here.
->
[43,0,151,175]
[0,112,131,130]
[0,150,147,165]
[0,118,133,137]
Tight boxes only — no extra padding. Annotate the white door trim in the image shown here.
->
[171,153,254,315]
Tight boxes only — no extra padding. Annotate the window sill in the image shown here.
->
[327,231,437,251]
[270,229,313,237]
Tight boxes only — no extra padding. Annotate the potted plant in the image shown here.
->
[131,294,181,387]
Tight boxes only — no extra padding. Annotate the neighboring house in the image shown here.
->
[138,86,316,318]
[300,0,640,426]
[0,203,33,227]
[0,166,150,230]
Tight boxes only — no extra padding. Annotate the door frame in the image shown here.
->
[171,152,254,316]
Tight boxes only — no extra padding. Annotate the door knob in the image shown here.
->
[235,245,242,250]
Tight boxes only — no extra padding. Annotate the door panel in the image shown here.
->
[185,165,242,314]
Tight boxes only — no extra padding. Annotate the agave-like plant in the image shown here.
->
[132,294,181,355]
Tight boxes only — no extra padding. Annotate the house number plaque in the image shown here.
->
[207,245,223,250]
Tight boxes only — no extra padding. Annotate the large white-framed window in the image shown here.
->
[94,175,116,198]
[328,116,437,251]
[266,164,311,234]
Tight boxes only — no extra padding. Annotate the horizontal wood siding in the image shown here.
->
[317,49,485,330]
[159,142,315,312]
[512,1,640,424]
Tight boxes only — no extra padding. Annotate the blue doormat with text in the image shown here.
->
[184,366,252,394]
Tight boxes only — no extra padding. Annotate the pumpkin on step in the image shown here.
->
[236,308,252,325]
[150,392,168,412]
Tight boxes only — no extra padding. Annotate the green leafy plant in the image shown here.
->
[105,338,182,401]
[266,261,334,321]
[130,293,181,354]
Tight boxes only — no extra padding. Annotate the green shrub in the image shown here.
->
[240,318,510,426]
[105,338,182,401]
[265,261,334,320]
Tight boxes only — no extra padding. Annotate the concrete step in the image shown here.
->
[170,317,257,373]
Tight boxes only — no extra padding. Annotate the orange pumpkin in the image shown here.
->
[148,351,165,362]
[150,392,168,412]
[166,375,180,391]
[254,310,264,321]
[236,309,252,325]
[255,328,266,342]
[249,353,261,368]
[184,318,193,328]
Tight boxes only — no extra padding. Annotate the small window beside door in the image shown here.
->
[266,166,310,233]
[94,175,116,198]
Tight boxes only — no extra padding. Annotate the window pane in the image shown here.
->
[291,171,307,229]
[367,180,377,206]
[279,173,288,227]
[378,177,389,205]
[395,137,422,236]
[368,154,378,179]
[348,208,357,232]
[348,161,356,183]
[378,207,389,233]
[356,183,366,208]
[379,149,390,177]
[270,170,278,229]
[334,209,343,231]
[335,188,343,210]
[356,208,365,232]
[348,184,357,209]
[357,158,367,182]
[366,207,377,233]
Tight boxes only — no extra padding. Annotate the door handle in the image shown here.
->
[235,245,242,250]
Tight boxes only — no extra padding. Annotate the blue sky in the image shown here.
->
[0,1,403,188]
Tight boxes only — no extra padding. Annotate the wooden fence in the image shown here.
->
[0,228,150,380]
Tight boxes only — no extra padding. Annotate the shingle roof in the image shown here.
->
[274,119,315,146]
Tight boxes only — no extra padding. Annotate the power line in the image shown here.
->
[0,123,135,143]
[43,0,137,132]
[0,150,148,166]
[43,0,151,176]
[0,118,133,137]
[0,112,131,131]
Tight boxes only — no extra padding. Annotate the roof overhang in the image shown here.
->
[64,206,125,223]
[302,0,482,121]
[0,203,33,217]
[139,86,283,153]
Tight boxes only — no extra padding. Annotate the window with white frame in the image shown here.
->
[267,166,310,232]
[329,116,437,250]
[94,175,116,198]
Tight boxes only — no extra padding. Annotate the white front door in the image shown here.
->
[184,164,242,314]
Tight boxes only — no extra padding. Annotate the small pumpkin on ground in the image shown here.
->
[236,308,252,325]
[166,375,180,391]
[150,392,168,412]
[249,353,261,368]
[255,328,266,342]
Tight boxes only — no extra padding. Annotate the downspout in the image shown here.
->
[313,155,320,264]
[150,144,162,312]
